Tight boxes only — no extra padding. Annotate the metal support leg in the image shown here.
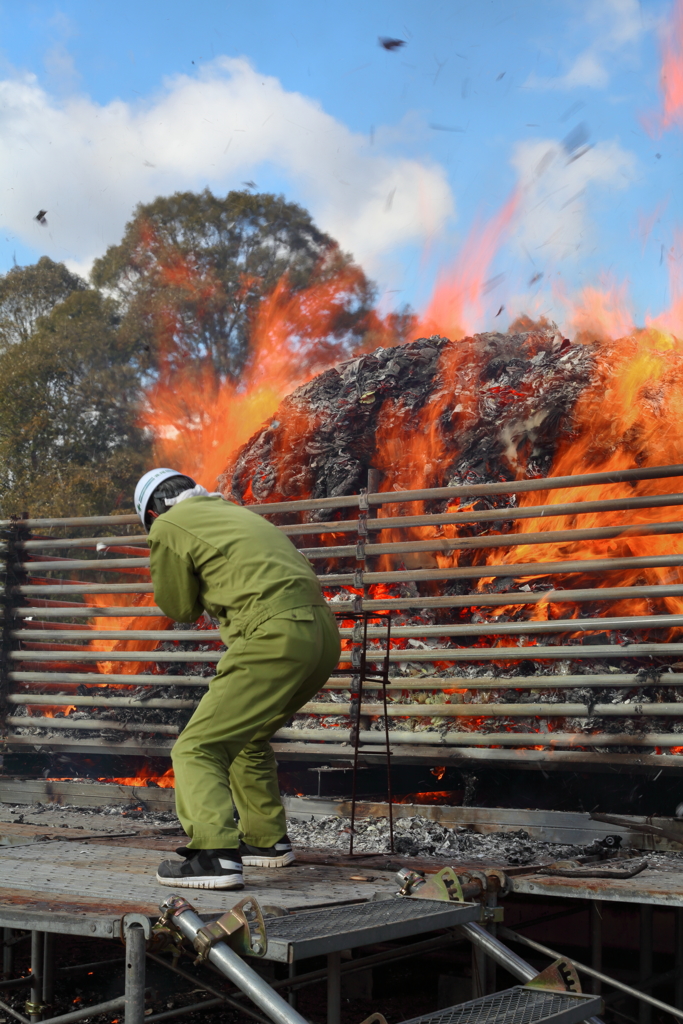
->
[125,924,146,1024]
[29,931,44,1023]
[676,909,683,1010]
[288,963,297,1010]
[640,904,653,1024]
[486,894,498,995]
[327,952,341,1024]
[42,933,55,1012]
[471,941,486,999]
[590,901,602,996]
[2,929,13,980]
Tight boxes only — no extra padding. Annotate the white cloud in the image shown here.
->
[510,137,636,263]
[0,57,454,279]
[524,0,649,91]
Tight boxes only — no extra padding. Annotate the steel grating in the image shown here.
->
[402,987,602,1024]
[261,897,480,961]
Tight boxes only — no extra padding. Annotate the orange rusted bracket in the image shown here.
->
[396,866,465,903]
[525,958,582,994]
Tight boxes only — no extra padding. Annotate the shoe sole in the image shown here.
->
[155,872,245,890]
[241,851,296,868]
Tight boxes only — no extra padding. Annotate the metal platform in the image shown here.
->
[262,897,480,962]
[402,988,602,1024]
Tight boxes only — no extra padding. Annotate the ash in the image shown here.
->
[288,813,588,865]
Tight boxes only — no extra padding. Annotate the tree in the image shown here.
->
[0,257,86,352]
[91,189,378,381]
[0,288,150,518]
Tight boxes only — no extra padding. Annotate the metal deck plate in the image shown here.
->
[262,897,480,962]
[402,987,602,1024]
[0,842,395,936]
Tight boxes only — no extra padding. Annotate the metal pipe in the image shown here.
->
[461,922,536,982]
[143,998,224,1023]
[590,903,602,997]
[328,552,683,587]
[302,520,683,559]
[7,716,178,735]
[357,585,683,610]
[41,934,54,1011]
[14,640,683,662]
[15,608,164,617]
[500,926,683,1023]
[640,905,653,1024]
[21,537,148,550]
[30,931,43,1023]
[327,952,341,1024]
[16,585,155,595]
[270,728,683,747]
[302,702,683,717]
[281,492,683,537]
[16,558,149,572]
[39,995,130,1024]
[7,696,197,709]
[15,609,683,640]
[676,909,683,1010]
[10,671,683,690]
[165,899,309,1024]
[125,924,146,1024]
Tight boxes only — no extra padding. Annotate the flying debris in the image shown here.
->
[429,123,465,132]
[496,72,506,81]
[495,305,504,317]
[242,181,257,190]
[529,272,544,286]
[34,210,47,225]
[379,37,406,51]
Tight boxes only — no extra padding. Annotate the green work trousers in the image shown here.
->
[171,603,341,849]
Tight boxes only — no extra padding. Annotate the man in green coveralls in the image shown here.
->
[133,467,341,890]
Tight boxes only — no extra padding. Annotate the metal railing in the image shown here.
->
[3,463,683,768]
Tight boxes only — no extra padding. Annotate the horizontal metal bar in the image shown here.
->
[17,557,150,571]
[271,727,683,747]
[358,585,683,610]
[2,464,682,528]
[21,536,148,550]
[13,629,212,641]
[16,583,155,594]
[12,612,683,643]
[322,552,683,587]
[14,607,165,617]
[9,671,211,686]
[303,701,683,717]
[7,694,196,709]
[12,641,683,661]
[10,650,220,661]
[7,715,178,734]
[302,520,683,559]
[281,492,683,536]
[10,671,683,689]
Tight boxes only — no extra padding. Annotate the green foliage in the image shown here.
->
[0,256,86,352]
[0,289,150,518]
[91,188,377,380]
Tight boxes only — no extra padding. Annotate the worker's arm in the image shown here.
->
[149,523,204,623]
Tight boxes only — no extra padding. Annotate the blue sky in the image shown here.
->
[0,0,679,332]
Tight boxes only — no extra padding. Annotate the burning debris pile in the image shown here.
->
[225,324,594,502]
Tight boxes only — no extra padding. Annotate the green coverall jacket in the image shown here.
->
[148,495,341,849]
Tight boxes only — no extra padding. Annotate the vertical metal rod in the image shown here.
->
[29,931,43,1023]
[486,893,498,994]
[42,934,54,1011]
[326,951,341,1024]
[590,902,602,996]
[471,941,486,999]
[125,925,146,1024]
[2,929,13,980]
[676,908,683,1010]
[639,904,653,1024]
[348,616,367,856]
[381,611,394,854]
[287,963,297,1010]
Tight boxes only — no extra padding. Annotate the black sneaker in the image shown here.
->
[239,835,295,868]
[156,847,244,890]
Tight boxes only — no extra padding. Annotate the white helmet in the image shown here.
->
[134,468,185,526]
